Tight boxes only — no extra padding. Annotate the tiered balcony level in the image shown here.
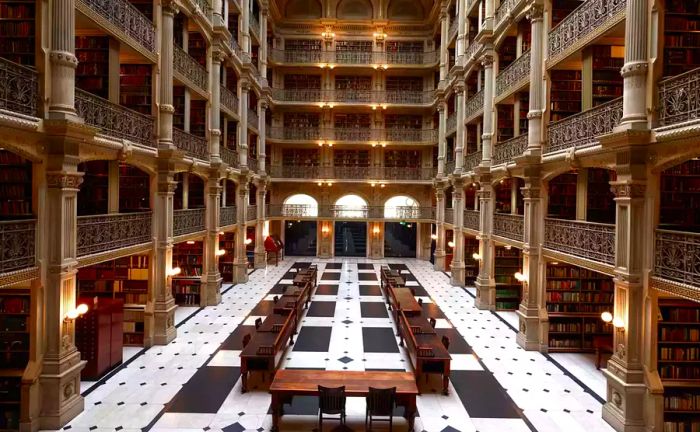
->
[268,166,436,182]
[270,89,436,106]
[268,50,440,67]
[266,127,438,144]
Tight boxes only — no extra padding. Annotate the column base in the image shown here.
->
[233,262,249,284]
[254,251,266,269]
[153,297,177,345]
[38,349,86,430]
[516,305,543,350]
[602,359,647,432]
[474,277,495,310]
[450,262,465,287]
[434,251,446,271]
[202,275,222,306]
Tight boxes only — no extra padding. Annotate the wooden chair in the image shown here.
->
[366,386,397,431]
[318,385,346,430]
[242,333,251,348]
[418,297,423,306]
[442,335,451,350]
[429,317,437,328]
[254,317,262,329]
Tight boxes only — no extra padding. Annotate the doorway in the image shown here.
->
[284,221,317,256]
[334,221,367,257]
[385,222,417,257]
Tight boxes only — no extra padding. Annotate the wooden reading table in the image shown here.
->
[398,310,451,395]
[386,285,423,320]
[269,369,418,431]
[293,266,317,287]
[381,266,406,288]
[273,282,312,321]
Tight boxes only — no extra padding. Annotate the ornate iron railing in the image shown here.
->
[546,97,622,153]
[247,157,258,172]
[548,0,626,62]
[269,49,325,64]
[173,44,208,93]
[464,151,481,171]
[269,165,323,179]
[192,0,210,16]
[220,86,239,115]
[493,134,527,165]
[382,167,436,180]
[448,17,458,40]
[657,67,700,127]
[268,49,439,66]
[384,128,435,142]
[332,166,373,180]
[247,108,259,128]
[173,128,208,160]
[270,89,435,105]
[444,208,454,224]
[274,204,318,218]
[0,58,38,117]
[246,205,257,222]
[220,205,236,227]
[0,219,35,274]
[654,230,700,287]
[271,88,324,103]
[447,113,457,133]
[335,51,374,65]
[464,209,479,231]
[267,127,323,141]
[384,51,439,65]
[266,127,438,143]
[464,41,481,62]
[78,0,156,53]
[332,127,374,142]
[76,212,151,257]
[250,14,260,36]
[493,213,524,241]
[220,146,239,167]
[75,89,155,147]
[544,218,615,265]
[445,160,456,174]
[331,205,368,219]
[465,90,484,120]
[230,38,245,61]
[495,0,524,27]
[496,50,530,98]
[173,208,205,237]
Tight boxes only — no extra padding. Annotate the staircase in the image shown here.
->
[384,223,417,258]
[334,223,366,256]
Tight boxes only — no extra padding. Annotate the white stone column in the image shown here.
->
[233,178,249,283]
[258,100,267,174]
[240,0,251,53]
[526,4,544,155]
[202,176,222,306]
[254,183,266,268]
[480,54,495,165]
[440,8,449,80]
[238,80,249,168]
[455,82,465,174]
[159,2,178,148]
[152,165,177,344]
[437,101,447,177]
[48,0,79,121]
[434,183,447,271]
[456,0,467,56]
[259,10,268,79]
[617,0,649,131]
[451,178,466,286]
[475,172,496,310]
[210,51,223,162]
[212,0,223,27]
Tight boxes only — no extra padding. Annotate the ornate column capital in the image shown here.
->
[454,80,466,94]
[259,99,269,111]
[437,101,448,112]
[480,54,494,68]
[526,3,544,21]
[162,0,180,15]
[240,79,251,91]
[212,50,226,64]
[47,172,83,190]
[157,180,179,194]
[610,181,646,199]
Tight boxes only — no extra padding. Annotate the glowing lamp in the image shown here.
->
[601,311,613,323]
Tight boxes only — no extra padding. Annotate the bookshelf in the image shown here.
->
[335,75,372,91]
[225,119,237,150]
[127,0,153,20]
[494,178,523,214]
[386,41,423,53]
[0,150,32,219]
[188,174,205,209]
[660,159,700,232]
[547,172,577,220]
[282,148,320,166]
[385,76,423,92]
[77,161,109,216]
[75,36,109,99]
[499,36,517,70]
[284,112,320,128]
[518,92,529,134]
[519,20,532,53]
[335,40,372,52]
[0,0,36,66]
[76,255,150,346]
[285,39,321,52]
[497,104,514,142]
[545,263,613,351]
[228,14,239,40]
[494,246,522,310]
[551,0,584,27]
[190,99,207,138]
[284,74,321,89]
[550,70,581,122]
[385,114,422,130]
[218,232,235,283]
[464,236,479,283]
[664,0,700,77]
[174,14,184,47]
[658,298,700,432]
[334,113,371,129]
[172,241,203,306]
[384,150,421,168]
[0,288,29,431]
[591,45,624,106]
[120,64,152,115]
[466,124,478,153]
[333,149,370,167]
[119,163,150,213]
[187,32,207,67]
[586,168,616,224]
[173,86,185,130]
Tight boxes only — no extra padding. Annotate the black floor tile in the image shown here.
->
[411,285,429,296]
[436,328,472,354]
[358,272,378,281]
[251,301,275,316]
[360,302,389,318]
[421,302,446,319]
[316,284,339,295]
[451,370,521,418]
[167,366,241,413]
[293,262,312,269]
[362,327,399,353]
[325,263,343,269]
[403,273,417,282]
[357,263,375,270]
[321,272,341,281]
[220,325,255,350]
[359,285,382,296]
[389,264,408,270]
[293,326,333,352]
[276,395,318,415]
[306,301,336,317]
[269,283,292,294]
[282,271,296,279]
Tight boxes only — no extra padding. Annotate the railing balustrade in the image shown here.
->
[192,0,210,16]
[220,146,239,167]
[448,17,458,40]
[465,90,484,120]
[444,208,454,225]
[335,51,373,65]
[250,14,260,36]
[332,166,373,180]
[493,213,524,241]
[654,230,700,287]
[447,113,457,133]
[76,212,152,257]
[247,157,258,172]
[78,0,156,53]
[247,108,259,128]
[269,49,440,66]
[220,86,239,115]
[495,0,523,27]
[230,38,245,61]
[382,167,436,181]
[0,58,38,117]
[495,51,530,98]
[173,128,208,160]
[266,127,438,143]
[544,218,615,265]
[173,208,205,237]
[492,134,527,165]
[464,152,482,172]
[246,205,257,222]
[0,219,35,274]
[657,67,700,128]
[220,206,236,227]
[546,97,622,154]
[332,127,374,142]
[75,89,155,147]
[445,160,456,174]
[464,41,481,62]
[464,209,479,231]
[173,44,209,94]
[331,205,368,219]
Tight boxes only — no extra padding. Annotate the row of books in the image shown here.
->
[663,309,700,323]
[546,280,614,290]
[547,303,610,313]
[547,266,609,279]
[0,297,28,314]
[662,421,700,432]
[546,292,614,302]
[660,328,700,342]
[660,347,700,361]
[549,322,609,333]
[665,393,700,411]
[659,365,700,380]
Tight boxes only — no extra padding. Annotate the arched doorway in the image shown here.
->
[334,194,368,257]
[384,196,418,257]
[283,194,318,256]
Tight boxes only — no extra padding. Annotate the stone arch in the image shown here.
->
[336,0,373,19]
[384,194,420,218]
[283,193,319,217]
[335,193,369,218]
[285,0,323,18]
[387,0,424,20]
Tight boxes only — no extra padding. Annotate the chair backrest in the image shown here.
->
[257,345,274,355]
[242,333,251,347]
[255,317,263,329]
[442,335,450,350]
[429,317,436,328]
[367,386,396,416]
[417,297,423,306]
[318,385,346,413]
[273,295,279,303]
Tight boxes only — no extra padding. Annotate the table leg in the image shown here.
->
[271,392,281,432]
[405,396,417,432]
[443,361,451,395]
[241,368,248,393]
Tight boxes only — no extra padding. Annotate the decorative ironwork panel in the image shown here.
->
[332,205,368,218]
[220,86,239,114]
[464,41,481,62]
[464,210,479,231]
[220,206,236,227]
[77,212,151,257]
[380,90,433,105]
[269,49,325,64]
[448,18,458,40]
[495,51,530,98]
[0,58,38,117]
[192,0,210,15]
[79,0,156,52]
[280,204,317,218]
[382,167,435,180]
[493,134,527,165]
[544,218,615,264]
[495,0,524,27]
[247,157,258,172]
[447,113,457,133]
[270,165,322,179]
[246,205,257,222]
[331,166,373,180]
[335,51,373,65]
[173,128,208,160]
[272,88,325,103]
[493,213,524,241]
[220,146,239,167]
[464,151,481,171]
[250,14,260,35]
[385,51,438,65]
[248,108,259,128]
[0,220,35,274]
[267,127,323,141]
[174,44,209,93]
[231,39,245,61]
[385,128,424,142]
[423,207,437,220]
[445,160,456,174]
[465,90,484,120]
[546,97,622,153]
[332,127,374,142]
[173,208,205,237]
[655,230,700,287]
[548,0,626,61]
[444,208,454,224]
[76,89,155,147]
[658,68,700,127]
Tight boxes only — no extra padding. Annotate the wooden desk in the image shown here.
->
[401,313,437,336]
[258,312,297,333]
[387,286,422,319]
[269,369,418,431]
[293,267,317,287]
[272,282,311,320]
[380,267,405,288]
[398,311,451,395]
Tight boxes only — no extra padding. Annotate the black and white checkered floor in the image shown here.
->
[57,258,615,432]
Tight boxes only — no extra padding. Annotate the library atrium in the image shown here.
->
[0,0,698,431]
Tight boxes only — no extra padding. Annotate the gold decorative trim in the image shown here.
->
[542,247,615,276]
[650,276,700,303]
[0,266,39,288]
[173,231,207,244]
[77,243,153,268]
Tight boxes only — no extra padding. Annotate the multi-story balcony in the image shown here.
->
[173,44,209,96]
[173,208,206,237]
[547,0,626,67]
[492,134,527,166]
[247,108,259,128]
[75,89,155,148]
[445,159,456,174]
[220,147,239,167]
[230,38,247,63]
[0,58,39,117]
[268,204,435,220]
[0,219,36,275]
[493,213,524,242]
[190,0,211,19]
[268,165,435,181]
[545,97,622,154]
[250,14,260,37]
[465,90,484,122]
[76,212,152,257]
[220,86,239,117]
[464,151,481,172]
[270,89,435,105]
[657,67,700,130]
[247,157,258,172]
[654,229,700,287]
[444,208,454,225]
[220,205,236,227]
[495,51,530,101]
[246,205,257,222]
[266,127,438,144]
[268,50,439,67]
[495,0,527,30]
[464,209,479,231]
[173,128,208,160]
[77,0,156,56]
[544,218,616,265]
[447,113,457,134]
[463,41,482,64]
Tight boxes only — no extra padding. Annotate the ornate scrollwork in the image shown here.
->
[246,205,258,222]
[173,128,208,160]
[544,218,616,265]
[610,182,646,198]
[220,205,236,226]
[444,208,454,225]
[463,209,480,231]
[173,44,209,94]
[76,212,151,257]
[492,134,528,165]
[464,41,481,62]
[247,108,259,128]
[464,151,482,172]
[0,220,36,275]
[220,86,239,115]
[0,57,38,117]
[173,208,205,237]
[546,97,622,154]
[220,146,239,167]
[495,51,530,98]
[658,68,700,127]
[47,173,84,189]
[495,0,523,27]
[493,213,524,241]
[654,230,700,288]
[465,90,485,121]
[80,0,156,52]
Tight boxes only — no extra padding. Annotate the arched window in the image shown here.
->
[283,194,318,217]
[335,194,368,218]
[384,195,419,219]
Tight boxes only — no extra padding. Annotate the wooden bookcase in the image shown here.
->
[0,0,36,66]
[545,263,613,351]
[335,40,372,52]
[547,172,577,220]
[385,114,422,130]
[497,104,514,142]
[499,36,517,70]
[551,0,584,27]
[284,74,321,89]
[119,163,150,213]
[173,86,185,130]
[550,70,581,122]
[586,168,616,224]
[658,298,700,432]
[518,92,529,134]
[284,112,320,128]
[120,64,152,115]
[225,119,237,150]
[282,148,320,166]
[0,150,32,219]
[591,45,624,106]
[190,99,207,138]
[660,159,700,232]
[0,288,30,431]
[664,0,700,77]
[384,150,420,168]
[494,246,522,310]
[218,232,235,283]
[519,20,532,53]
[333,149,370,167]
[187,32,207,67]
[335,75,372,90]
[285,39,321,52]
[334,113,371,129]
[494,178,523,214]
[75,36,109,99]
[386,41,423,52]
[187,174,205,209]
[77,161,109,216]
[466,124,478,153]
[385,76,423,92]
[172,241,203,306]
[228,13,239,40]
[464,236,479,283]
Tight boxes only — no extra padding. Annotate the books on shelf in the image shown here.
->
[119,163,150,213]
[285,39,321,51]
[497,104,514,142]
[335,75,372,91]
[77,160,109,216]
[0,0,36,66]
[218,232,236,283]
[333,113,371,129]
[494,246,522,311]
[384,150,421,168]
[75,36,109,99]
[385,114,422,130]
[0,150,32,219]
[283,112,320,128]
[664,0,700,76]
[547,172,577,220]
[385,76,423,92]
[333,149,370,167]
[386,41,423,52]
[550,70,581,122]
[172,240,204,305]
[284,74,321,89]
[282,148,320,166]
[586,168,616,224]
[660,159,700,231]
[120,64,152,115]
